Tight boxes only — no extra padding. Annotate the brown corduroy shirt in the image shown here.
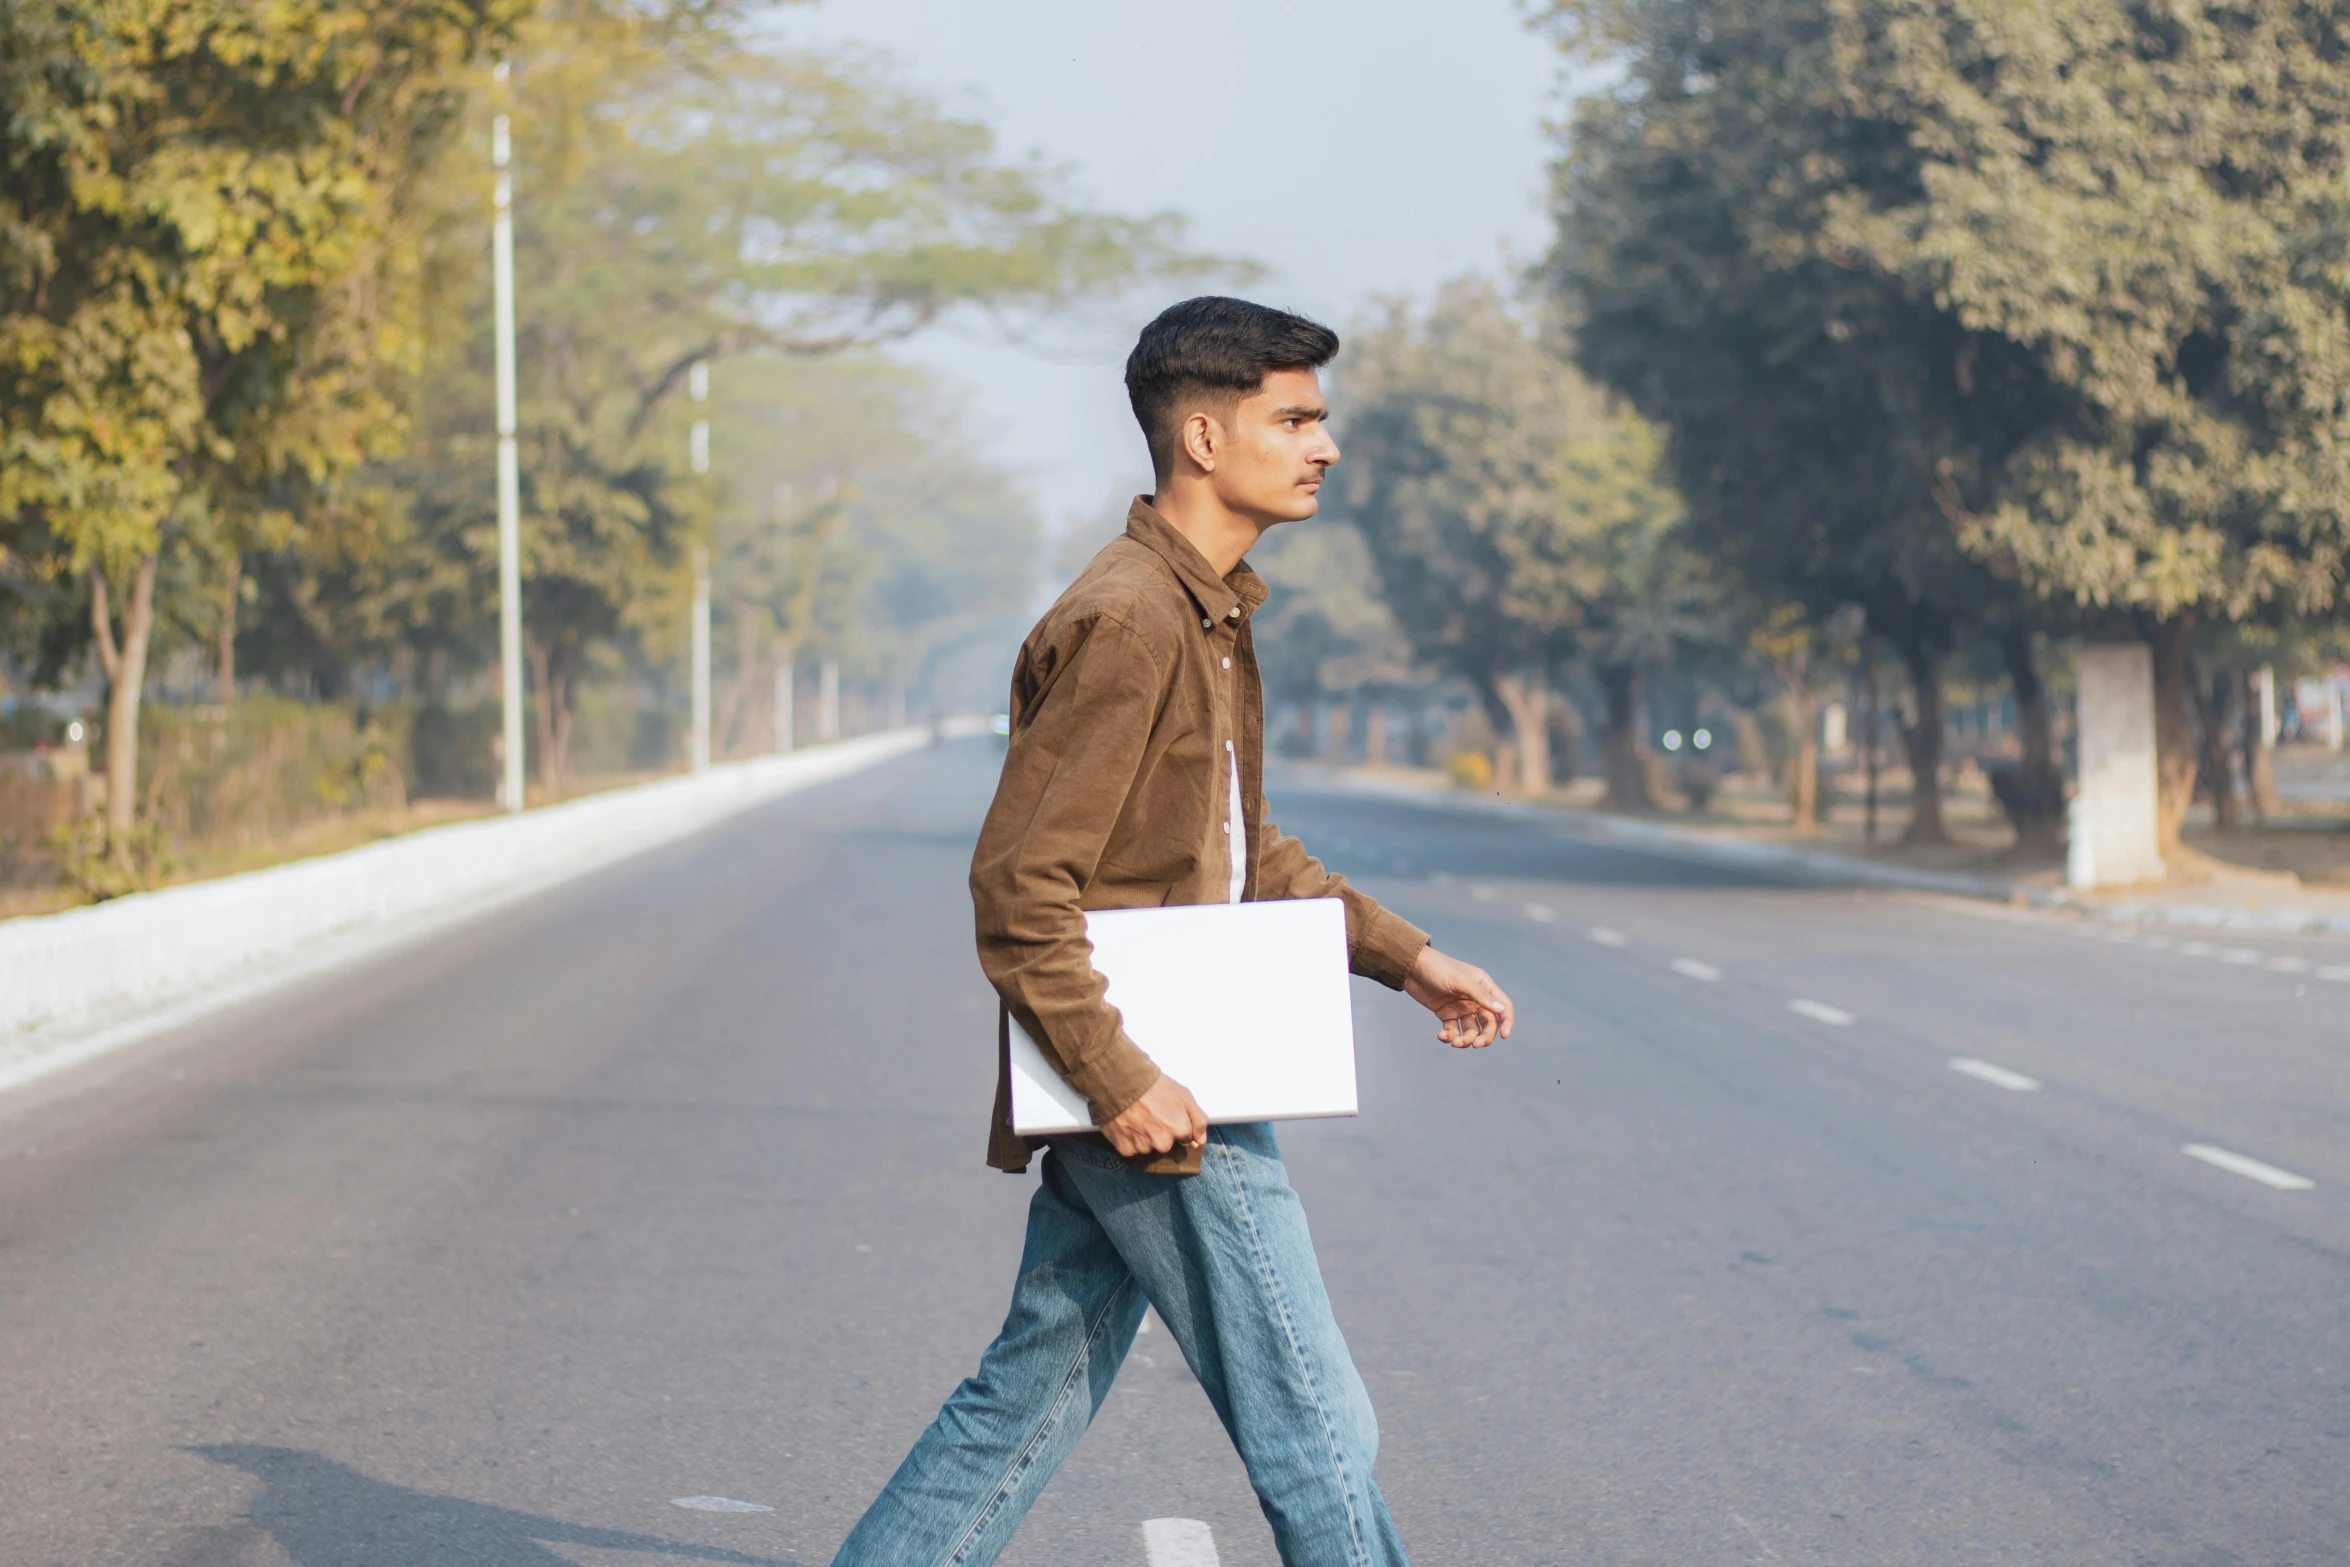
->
[971,498,1432,1176]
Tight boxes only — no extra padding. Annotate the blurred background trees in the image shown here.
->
[5,0,2350,904]
[0,0,1207,894]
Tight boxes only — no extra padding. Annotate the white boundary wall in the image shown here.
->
[0,729,925,1088]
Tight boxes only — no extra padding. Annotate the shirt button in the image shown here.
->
[1221,657,1231,669]
[1201,617,1212,629]
[1222,821,1230,833]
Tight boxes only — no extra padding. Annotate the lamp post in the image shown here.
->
[491,65,526,813]
[689,360,712,773]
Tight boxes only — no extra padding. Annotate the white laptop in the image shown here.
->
[1008,897,1358,1136]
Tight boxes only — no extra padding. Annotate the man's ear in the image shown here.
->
[1179,409,1219,474]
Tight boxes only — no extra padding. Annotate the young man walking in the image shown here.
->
[830,296,1515,1567]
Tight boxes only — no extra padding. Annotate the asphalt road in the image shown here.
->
[3,738,2346,1567]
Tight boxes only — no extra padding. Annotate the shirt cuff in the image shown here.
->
[1063,1032,1163,1126]
[1350,904,1431,990]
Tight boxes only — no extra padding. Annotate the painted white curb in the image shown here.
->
[0,729,927,1095]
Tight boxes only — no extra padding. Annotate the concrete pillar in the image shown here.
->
[2255,665,2277,748]
[817,656,841,743]
[2068,643,2164,889]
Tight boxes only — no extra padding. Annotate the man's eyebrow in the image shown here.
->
[1272,404,1328,419]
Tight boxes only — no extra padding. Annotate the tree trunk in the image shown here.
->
[2243,667,2281,820]
[1492,669,1552,796]
[1552,693,1584,781]
[1894,639,1949,846]
[1860,639,1881,844]
[2143,615,2198,855]
[1597,664,1653,811]
[1774,650,1818,833]
[90,557,159,839]
[1321,699,1352,764]
[217,552,240,706]
[716,606,759,758]
[1999,624,2063,851]
[528,639,560,800]
[1362,703,1388,768]
[2189,659,2238,831]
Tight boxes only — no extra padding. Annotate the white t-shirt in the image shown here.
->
[1227,741,1246,904]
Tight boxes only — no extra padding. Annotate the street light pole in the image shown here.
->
[689,360,712,774]
[491,67,526,814]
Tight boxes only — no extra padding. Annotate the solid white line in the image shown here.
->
[1588,927,1627,948]
[1671,957,1723,983]
[671,1496,774,1513]
[1524,903,1558,923]
[2181,1143,2315,1191]
[1948,1056,2041,1092]
[1787,999,1855,1026]
[1143,1517,1222,1567]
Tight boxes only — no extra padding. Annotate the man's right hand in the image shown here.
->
[1100,1073,1209,1159]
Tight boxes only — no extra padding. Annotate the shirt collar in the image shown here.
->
[1123,496,1268,625]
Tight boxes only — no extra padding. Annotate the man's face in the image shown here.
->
[1203,367,1340,525]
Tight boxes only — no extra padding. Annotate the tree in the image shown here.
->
[1334,278,1694,804]
[1543,0,2350,856]
[0,0,519,848]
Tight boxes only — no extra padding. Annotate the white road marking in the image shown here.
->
[2182,1143,2315,1191]
[2268,956,2311,972]
[1948,1057,2041,1092]
[1143,1517,1223,1567]
[1787,999,1855,1027]
[1471,885,1497,902]
[672,1496,774,1513]
[1671,957,1723,983]
[2220,949,2262,965]
[1524,903,1558,923]
[1588,927,1628,948]
[2316,965,2350,982]
[2179,940,2218,957]
[2102,930,2137,943]
[2141,934,2174,948]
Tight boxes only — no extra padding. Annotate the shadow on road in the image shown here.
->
[185,1446,798,1567]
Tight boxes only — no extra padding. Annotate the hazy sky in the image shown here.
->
[780,0,1566,531]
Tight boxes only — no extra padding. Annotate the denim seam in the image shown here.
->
[1213,1137,1372,1567]
[936,1273,1134,1567]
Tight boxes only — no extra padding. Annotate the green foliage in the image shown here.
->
[137,697,404,847]
[1333,277,1698,697]
[46,815,171,902]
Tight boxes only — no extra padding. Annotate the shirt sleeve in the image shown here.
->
[968,613,1166,1124]
[1254,819,1431,990]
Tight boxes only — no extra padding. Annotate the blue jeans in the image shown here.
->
[831,1123,1409,1567]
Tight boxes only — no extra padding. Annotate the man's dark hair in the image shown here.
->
[1125,296,1340,479]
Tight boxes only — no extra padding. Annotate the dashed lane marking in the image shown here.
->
[1788,999,1856,1027]
[1948,1057,2041,1092]
[1143,1517,1222,1567]
[2182,1143,2315,1191]
[2179,940,2219,957]
[1588,927,1627,948]
[2269,956,2311,972]
[671,1497,774,1513]
[1471,885,1497,902]
[2318,965,2350,982]
[1671,957,1723,983]
[2220,948,2264,965]
[1524,903,1558,923]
